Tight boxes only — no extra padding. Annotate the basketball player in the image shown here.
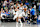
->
[30,6,36,23]
[13,3,24,27]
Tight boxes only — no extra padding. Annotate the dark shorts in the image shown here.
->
[21,18,24,23]
[31,15,36,21]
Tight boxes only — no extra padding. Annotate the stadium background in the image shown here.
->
[0,0,40,27]
[0,0,40,24]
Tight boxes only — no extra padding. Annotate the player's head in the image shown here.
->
[5,0,7,1]
[3,10,5,13]
[24,4,26,6]
[16,3,18,6]
[10,8,12,10]
[5,9,8,12]
[26,1,28,3]
[23,8,27,12]
[31,6,33,9]
[20,3,23,6]
[6,10,8,12]
[1,8,3,11]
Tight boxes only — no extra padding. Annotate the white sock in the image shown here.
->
[16,22,18,27]
[18,19,22,24]
[16,22,18,25]
[20,22,23,27]
[18,19,23,27]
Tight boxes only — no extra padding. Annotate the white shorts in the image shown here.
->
[13,13,23,19]
[18,13,23,17]
[13,10,24,19]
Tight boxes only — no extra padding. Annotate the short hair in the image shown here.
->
[1,8,3,9]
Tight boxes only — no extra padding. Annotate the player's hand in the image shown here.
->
[13,18,15,20]
[5,14,6,16]
[14,14,16,15]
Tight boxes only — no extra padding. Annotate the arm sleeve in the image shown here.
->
[13,10,16,14]
[22,11,25,16]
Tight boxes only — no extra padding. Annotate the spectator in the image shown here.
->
[16,0,21,2]
[10,1,14,6]
[4,0,8,4]
[10,2,14,9]
[1,8,3,13]
[9,8,14,18]
[2,2,4,7]
[5,10,10,16]
[14,3,20,8]
[39,5,40,10]
[1,10,6,19]
[32,1,35,5]
[12,8,16,15]
[23,4,28,9]
[7,2,10,9]
[4,6,8,10]
[32,1,35,7]
[3,0,8,7]
[1,1,3,6]
[39,2,40,11]
[9,8,13,14]
[9,0,12,2]
[25,1,29,5]
[5,9,8,12]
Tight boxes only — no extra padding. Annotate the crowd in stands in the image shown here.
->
[1,0,38,23]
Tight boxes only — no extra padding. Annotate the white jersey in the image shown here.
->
[19,6,24,10]
[13,9,23,19]
[19,6,24,12]
[22,10,28,17]
[16,9,23,17]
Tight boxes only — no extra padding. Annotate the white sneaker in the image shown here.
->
[13,18,15,20]
[2,17,4,19]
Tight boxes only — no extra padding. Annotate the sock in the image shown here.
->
[16,22,18,27]
[20,22,23,27]
[18,19,23,27]
[16,22,18,25]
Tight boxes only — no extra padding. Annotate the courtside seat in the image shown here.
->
[1,18,16,22]
[1,15,16,22]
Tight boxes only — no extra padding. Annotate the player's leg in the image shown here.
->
[16,17,18,27]
[28,14,30,24]
[19,17,23,27]
[13,15,18,27]
[18,13,23,23]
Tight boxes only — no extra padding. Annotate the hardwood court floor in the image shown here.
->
[0,22,39,27]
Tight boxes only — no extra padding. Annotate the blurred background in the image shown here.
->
[0,0,40,27]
